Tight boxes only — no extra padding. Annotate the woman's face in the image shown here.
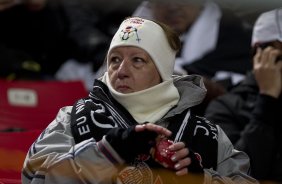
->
[108,46,161,93]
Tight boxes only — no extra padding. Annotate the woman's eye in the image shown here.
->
[133,57,146,66]
[110,57,121,64]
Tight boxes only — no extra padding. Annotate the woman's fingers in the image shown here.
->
[169,142,197,175]
[174,157,191,169]
[169,141,185,151]
[135,123,172,137]
[175,167,188,176]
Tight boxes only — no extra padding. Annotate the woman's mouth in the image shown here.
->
[116,85,131,93]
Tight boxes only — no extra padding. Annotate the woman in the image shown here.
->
[22,17,257,184]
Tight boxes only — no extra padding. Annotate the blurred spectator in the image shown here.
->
[0,0,126,83]
[57,0,128,72]
[205,8,282,182]
[213,0,282,26]
[0,0,71,79]
[133,0,252,89]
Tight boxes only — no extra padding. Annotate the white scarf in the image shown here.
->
[102,73,180,124]
[180,1,221,65]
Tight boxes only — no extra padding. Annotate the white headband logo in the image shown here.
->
[119,26,141,42]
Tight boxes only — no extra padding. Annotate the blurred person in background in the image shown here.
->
[0,0,70,79]
[205,8,282,182]
[0,0,122,85]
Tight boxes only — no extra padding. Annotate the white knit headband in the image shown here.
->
[107,17,176,81]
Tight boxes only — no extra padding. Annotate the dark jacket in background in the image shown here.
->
[205,72,282,182]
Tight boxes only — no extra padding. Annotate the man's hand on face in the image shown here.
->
[253,46,282,98]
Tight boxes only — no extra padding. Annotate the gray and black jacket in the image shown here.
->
[22,75,258,184]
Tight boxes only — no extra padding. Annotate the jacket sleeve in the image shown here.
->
[235,94,280,179]
[203,126,258,184]
[204,94,244,144]
[21,106,123,184]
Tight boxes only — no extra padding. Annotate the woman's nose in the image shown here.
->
[117,59,130,79]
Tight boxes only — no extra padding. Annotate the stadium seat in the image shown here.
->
[0,79,88,131]
[0,130,41,183]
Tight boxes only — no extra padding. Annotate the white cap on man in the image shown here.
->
[252,8,282,46]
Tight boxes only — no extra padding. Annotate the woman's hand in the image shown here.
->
[168,141,191,176]
[153,140,204,176]
[106,123,172,163]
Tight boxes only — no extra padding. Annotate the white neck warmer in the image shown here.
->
[102,73,179,124]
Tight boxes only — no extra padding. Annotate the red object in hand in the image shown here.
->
[154,138,176,169]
